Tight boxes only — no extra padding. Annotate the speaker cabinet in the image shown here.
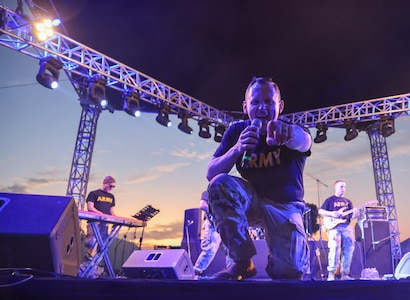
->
[0,192,81,276]
[122,249,194,280]
[361,220,394,275]
[182,208,202,241]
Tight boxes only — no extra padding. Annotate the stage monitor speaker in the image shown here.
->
[0,192,81,276]
[362,220,394,276]
[122,249,194,280]
[395,252,410,279]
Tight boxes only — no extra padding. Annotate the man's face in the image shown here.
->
[103,181,116,192]
[243,82,283,133]
[334,181,346,197]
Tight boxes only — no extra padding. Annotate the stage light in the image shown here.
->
[36,56,63,90]
[344,120,359,141]
[156,104,172,127]
[33,18,55,41]
[88,77,107,107]
[52,18,61,27]
[177,112,193,134]
[313,123,328,143]
[214,124,226,142]
[100,99,108,108]
[198,119,211,139]
[124,90,141,117]
[380,116,395,138]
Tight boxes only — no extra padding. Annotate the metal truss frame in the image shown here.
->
[2,4,410,128]
[280,94,410,128]
[0,4,235,127]
[1,3,406,268]
[65,106,101,209]
[366,123,402,268]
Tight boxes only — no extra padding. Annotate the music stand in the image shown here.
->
[132,205,160,250]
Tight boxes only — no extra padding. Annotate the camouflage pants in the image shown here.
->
[208,173,309,280]
[326,224,355,275]
[193,217,232,274]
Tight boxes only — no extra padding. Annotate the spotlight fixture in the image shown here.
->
[214,124,226,142]
[344,120,359,141]
[52,18,61,27]
[88,76,107,107]
[124,90,141,117]
[198,119,211,139]
[177,112,193,134]
[380,116,395,138]
[36,56,63,89]
[33,18,55,41]
[313,123,328,143]
[156,104,172,127]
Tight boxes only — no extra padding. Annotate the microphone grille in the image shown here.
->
[252,118,262,128]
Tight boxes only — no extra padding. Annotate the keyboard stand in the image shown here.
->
[78,222,122,278]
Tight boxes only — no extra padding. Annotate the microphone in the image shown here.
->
[241,118,262,168]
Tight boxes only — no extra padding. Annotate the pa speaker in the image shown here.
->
[362,220,393,275]
[122,249,194,280]
[0,192,81,276]
[182,208,202,240]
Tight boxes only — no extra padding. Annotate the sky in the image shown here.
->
[1,1,410,251]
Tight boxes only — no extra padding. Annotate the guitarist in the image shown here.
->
[319,179,360,281]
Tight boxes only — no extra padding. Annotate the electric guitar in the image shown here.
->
[322,200,378,230]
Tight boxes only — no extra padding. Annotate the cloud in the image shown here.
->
[309,139,371,177]
[0,175,68,194]
[144,220,183,240]
[0,183,27,193]
[36,167,68,178]
[150,149,164,156]
[171,148,201,159]
[114,221,184,250]
[170,143,214,161]
[152,162,190,173]
[128,173,161,184]
[127,162,191,184]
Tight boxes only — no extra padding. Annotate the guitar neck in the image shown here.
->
[340,201,377,217]
[341,208,355,217]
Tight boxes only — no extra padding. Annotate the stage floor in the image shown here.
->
[1,274,410,300]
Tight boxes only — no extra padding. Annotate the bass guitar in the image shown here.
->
[322,200,378,230]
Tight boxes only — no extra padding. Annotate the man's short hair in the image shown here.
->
[334,179,345,186]
[245,76,281,100]
[103,176,116,184]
